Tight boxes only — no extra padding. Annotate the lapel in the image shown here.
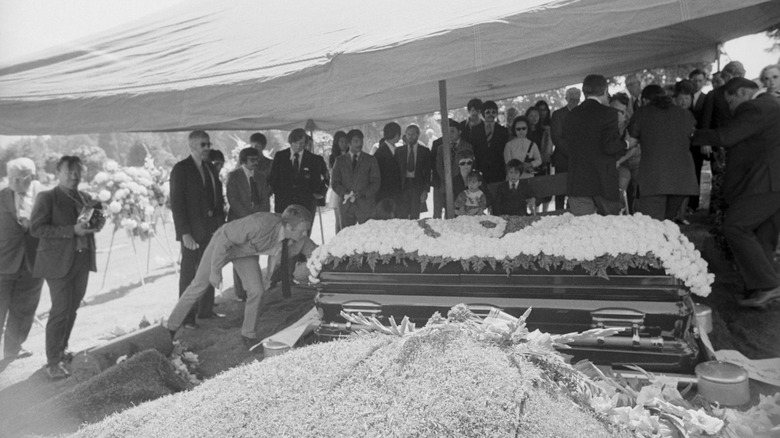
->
[186,156,206,190]
[694,93,705,112]
[2,189,18,221]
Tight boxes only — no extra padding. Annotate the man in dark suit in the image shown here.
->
[395,124,432,219]
[331,129,381,227]
[431,120,474,219]
[374,122,403,208]
[688,68,709,211]
[550,87,581,210]
[170,131,225,329]
[268,128,327,217]
[0,158,44,362]
[563,74,627,216]
[692,78,780,308]
[474,100,509,185]
[226,147,271,301]
[30,156,101,379]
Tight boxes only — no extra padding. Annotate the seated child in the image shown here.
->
[454,170,487,216]
[492,159,536,216]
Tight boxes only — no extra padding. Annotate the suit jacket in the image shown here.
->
[396,142,432,193]
[30,186,97,279]
[0,187,39,274]
[374,140,402,202]
[226,166,271,221]
[700,86,732,130]
[550,106,572,170]
[331,153,381,219]
[563,98,626,201]
[692,93,780,203]
[691,91,706,127]
[492,180,534,216]
[170,156,225,245]
[268,148,326,214]
[460,120,508,183]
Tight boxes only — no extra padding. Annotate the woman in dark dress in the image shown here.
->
[626,85,698,221]
[525,105,552,210]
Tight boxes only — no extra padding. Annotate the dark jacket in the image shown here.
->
[563,98,626,201]
[0,187,39,274]
[692,93,780,203]
[170,155,225,244]
[374,140,402,202]
[395,142,432,192]
[268,148,327,215]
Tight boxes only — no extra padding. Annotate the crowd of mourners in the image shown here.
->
[2,62,780,379]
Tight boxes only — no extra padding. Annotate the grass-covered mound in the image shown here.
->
[67,308,634,438]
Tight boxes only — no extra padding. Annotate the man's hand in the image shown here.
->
[18,218,30,231]
[419,191,428,203]
[209,271,222,290]
[313,193,324,200]
[74,222,96,237]
[182,234,199,251]
[700,145,713,156]
[342,191,356,204]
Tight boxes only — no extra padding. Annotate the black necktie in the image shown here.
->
[293,152,300,174]
[249,175,261,207]
[407,147,415,171]
[352,154,358,172]
[281,238,291,298]
[201,162,215,209]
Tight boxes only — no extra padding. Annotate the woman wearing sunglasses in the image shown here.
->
[503,116,541,179]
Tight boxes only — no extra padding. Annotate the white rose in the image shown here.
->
[109,201,122,214]
[98,190,111,202]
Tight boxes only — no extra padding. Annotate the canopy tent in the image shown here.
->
[1,0,779,135]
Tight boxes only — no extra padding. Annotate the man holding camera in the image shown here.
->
[30,156,102,379]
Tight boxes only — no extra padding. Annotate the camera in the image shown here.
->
[77,202,106,231]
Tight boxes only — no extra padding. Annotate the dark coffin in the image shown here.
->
[315,261,702,374]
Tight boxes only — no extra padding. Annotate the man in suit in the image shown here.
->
[167,205,314,349]
[459,98,494,180]
[550,87,581,210]
[226,147,272,301]
[563,74,627,216]
[170,131,226,330]
[268,129,327,217]
[492,159,535,216]
[688,68,709,211]
[431,120,473,219]
[331,129,381,227]
[249,132,273,178]
[395,124,432,219]
[30,156,101,379]
[475,100,509,185]
[0,158,44,362]
[692,78,780,308]
[374,122,403,208]
[624,74,642,119]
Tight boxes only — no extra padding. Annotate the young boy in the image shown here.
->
[492,159,536,216]
[454,170,487,216]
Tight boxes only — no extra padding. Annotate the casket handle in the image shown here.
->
[591,308,646,347]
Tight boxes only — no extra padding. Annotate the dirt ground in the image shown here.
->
[0,197,779,436]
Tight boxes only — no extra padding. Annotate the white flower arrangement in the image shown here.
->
[308,214,714,297]
[88,157,169,241]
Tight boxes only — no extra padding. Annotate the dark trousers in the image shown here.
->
[689,147,707,210]
[398,179,423,220]
[180,243,214,323]
[722,192,780,292]
[0,265,43,358]
[637,195,687,221]
[45,251,90,365]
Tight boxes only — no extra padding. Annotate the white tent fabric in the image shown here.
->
[1,0,779,134]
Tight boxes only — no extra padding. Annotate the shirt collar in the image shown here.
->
[241,165,254,179]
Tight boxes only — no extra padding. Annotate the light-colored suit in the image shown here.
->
[226,166,271,221]
[0,186,44,357]
[331,152,380,227]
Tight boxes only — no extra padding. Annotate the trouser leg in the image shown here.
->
[232,267,246,300]
[664,195,687,221]
[168,242,216,330]
[568,196,597,216]
[2,268,43,356]
[180,243,214,323]
[637,195,666,221]
[233,256,264,339]
[433,187,444,219]
[45,251,89,365]
[722,193,780,291]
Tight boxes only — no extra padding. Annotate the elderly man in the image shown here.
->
[0,158,44,362]
[563,74,627,216]
[692,78,780,308]
[31,156,101,379]
[170,130,226,329]
[167,205,314,348]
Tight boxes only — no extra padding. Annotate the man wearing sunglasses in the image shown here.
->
[432,120,473,218]
[462,100,509,185]
[170,130,226,329]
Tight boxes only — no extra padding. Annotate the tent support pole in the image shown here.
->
[439,80,454,219]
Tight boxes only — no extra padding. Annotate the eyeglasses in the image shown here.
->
[515,127,528,131]
[458,160,473,166]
